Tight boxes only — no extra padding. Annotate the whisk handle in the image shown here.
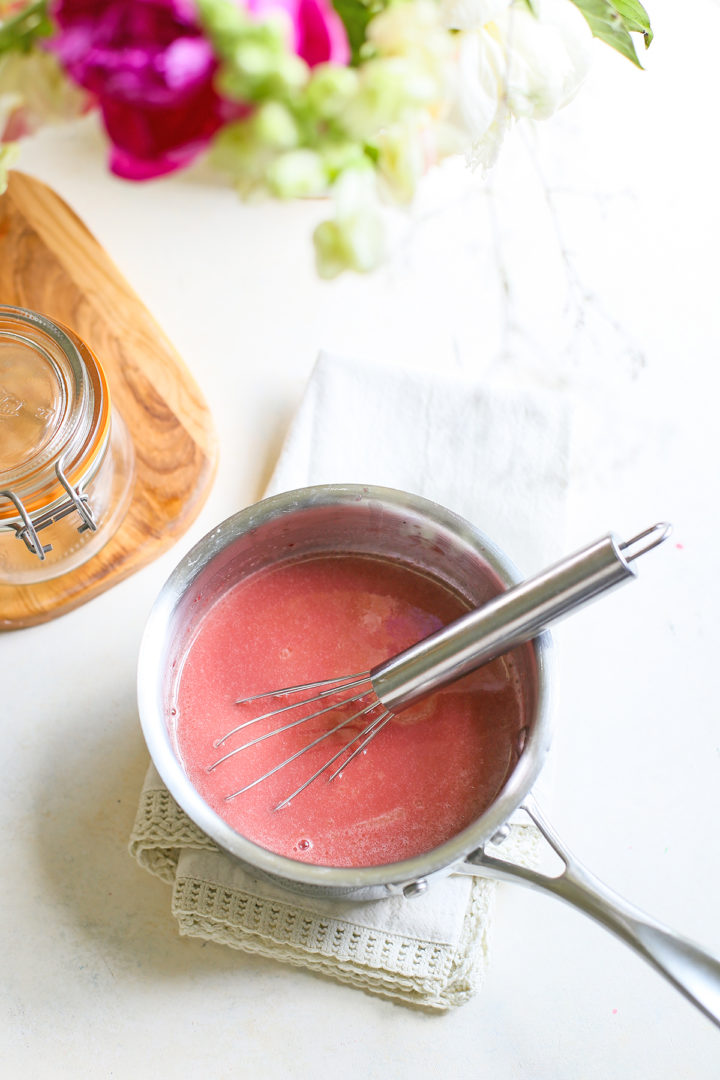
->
[370,526,669,713]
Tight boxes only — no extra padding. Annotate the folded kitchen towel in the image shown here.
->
[129,351,571,1009]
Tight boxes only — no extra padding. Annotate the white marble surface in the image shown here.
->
[3,0,720,1074]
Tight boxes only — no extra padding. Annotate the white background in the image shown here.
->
[3,0,720,1075]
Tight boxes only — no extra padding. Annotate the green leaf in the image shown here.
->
[568,0,653,66]
[612,1,653,46]
[0,1,52,56]
[331,0,385,66]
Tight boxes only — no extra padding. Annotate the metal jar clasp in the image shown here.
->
[0,457,97,561]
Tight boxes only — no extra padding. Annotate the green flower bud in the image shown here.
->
[266,149,328,198]
[305,64,360,120]
[320,141,370,182]
[210,119,274,198]
[196,0,249,58]
[216,32,308,103]
[313,220,347,279]
[342,59,425,140]
[252,102,299,150]
[274,53,309,92]
[313,209,385,278]
[234,41,276,79]
[214,66,253,101]
[375,124,423,205]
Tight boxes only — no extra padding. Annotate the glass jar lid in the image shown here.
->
[0,306,111,525]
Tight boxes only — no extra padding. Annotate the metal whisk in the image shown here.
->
[208,524,671,809]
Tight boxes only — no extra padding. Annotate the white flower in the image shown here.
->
[439,0,512,32]
[455,29,507,142]
[442,25,509,167]
[443,0,593,168]
[495,0,594,120]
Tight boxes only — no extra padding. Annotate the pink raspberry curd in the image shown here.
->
[173,553,527,868]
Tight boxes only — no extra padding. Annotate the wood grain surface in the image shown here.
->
[0,171,218,629]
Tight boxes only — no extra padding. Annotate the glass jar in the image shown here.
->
[0,306,135,584]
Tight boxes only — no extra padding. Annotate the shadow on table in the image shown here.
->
[31,688,274,984]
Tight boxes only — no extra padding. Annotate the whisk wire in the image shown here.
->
[215,671,372,748]
[274,707,392,811]
[209,689,371,772]
[234,672,371,704]
[225,698,382,803]
[325,712,394,783]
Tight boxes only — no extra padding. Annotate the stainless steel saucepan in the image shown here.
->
[137,484,720,1027]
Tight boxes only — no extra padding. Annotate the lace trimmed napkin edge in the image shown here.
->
[128,777,500,1009]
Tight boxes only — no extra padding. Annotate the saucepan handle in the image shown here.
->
[462,797,720,1028]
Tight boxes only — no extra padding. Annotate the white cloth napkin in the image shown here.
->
[129,351,571,1009]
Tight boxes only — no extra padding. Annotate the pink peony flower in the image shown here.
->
[248,0,350,68]
[48,0,350,181]
[49,0,234,178]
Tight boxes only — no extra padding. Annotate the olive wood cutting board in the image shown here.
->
[0,170,218,629]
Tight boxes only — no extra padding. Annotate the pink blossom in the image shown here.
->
[48,0,350,181]
[248,0,350,67]
[49,0,233,178]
